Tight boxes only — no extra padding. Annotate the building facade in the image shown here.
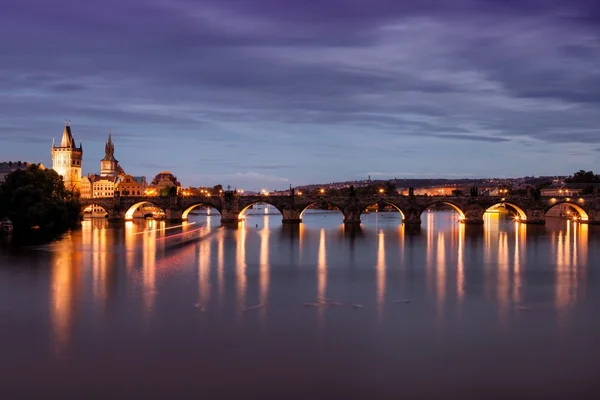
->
[150,171,182,195]
[51,123,83,192]
[115,175,147,196]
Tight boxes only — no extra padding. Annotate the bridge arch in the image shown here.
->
[124,201,166,220]
[485,202,527,221]
[81,203,108,217]
[299,200,345,218]
[237,200,284,219]
[361,201,405,219]
[545,201,589,221]
[420,201,466,220]
[182,202,222,220]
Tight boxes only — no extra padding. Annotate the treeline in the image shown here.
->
[0,164,80,234]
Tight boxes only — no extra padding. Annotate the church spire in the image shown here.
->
[60,122,74,148]
[101,131,117,162]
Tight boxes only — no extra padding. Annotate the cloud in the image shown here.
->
[1,0,600,188]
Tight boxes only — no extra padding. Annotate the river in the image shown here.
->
[1,210,599,399]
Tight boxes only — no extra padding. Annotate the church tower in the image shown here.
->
[51,121,83,192]
[100,133,120,177]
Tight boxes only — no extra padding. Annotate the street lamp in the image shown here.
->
[379,188,384,194]
[319,188,325,195]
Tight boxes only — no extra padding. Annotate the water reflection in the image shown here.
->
[259,215,270,321]
[376,229,385,318]
[456,223,465,303]
[8,210,597,395]
[50,247,81,357]
[436,231,446,319]
[317,228,327,324]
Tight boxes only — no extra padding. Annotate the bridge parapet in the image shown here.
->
[78,193,600,225]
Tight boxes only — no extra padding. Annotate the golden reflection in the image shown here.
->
[299,222,305,264]
[376,229,386,317]
[317,228,327,323]
[142,225,157,314]
[512,223,526,305]
[497,232,509,326]
[259,215,270,321]
[236,222,247,315]
[436,231,446,318]
[197,229,211,309]
[217,231,224,305]
[426,212,434,293]
[456,223,465,303]
[555,221,586,317]
[125,221,135,271]
[483,213,495,300]
[398,223,405,265]
[50,246,81,357]
[92,224,108,303]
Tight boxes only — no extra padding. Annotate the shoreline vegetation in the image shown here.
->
[0,164,81,245]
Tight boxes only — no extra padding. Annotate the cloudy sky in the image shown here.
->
[1,0,599,190]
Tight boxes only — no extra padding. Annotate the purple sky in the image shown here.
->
[1,0,599,190]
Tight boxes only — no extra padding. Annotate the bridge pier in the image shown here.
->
[402,208,421,226]
[220,209,240,225]
[522,209,545,225]
[342,207,361,226]
[461,206,484,224]
[165,208,183,222]
[282,209,302,224]
[107,209,125,222]
[461,217,484,225]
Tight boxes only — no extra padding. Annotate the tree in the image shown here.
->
[566,170,600,183]
[451,189,464,197]
[0,164,80,232]
[582,185,595,195]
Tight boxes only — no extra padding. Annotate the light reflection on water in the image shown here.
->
[1,210,600,397]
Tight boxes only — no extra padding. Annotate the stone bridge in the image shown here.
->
[79,190,600,226]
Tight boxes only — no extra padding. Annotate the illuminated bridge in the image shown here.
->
[79,189,600,226]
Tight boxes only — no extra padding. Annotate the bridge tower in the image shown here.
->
[51,121,83,192]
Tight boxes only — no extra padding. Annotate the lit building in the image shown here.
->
[100,134,123,177]
[115,175,147,196]
[51,122,83,192]
[80,134,137,199]
[150,171,181,195]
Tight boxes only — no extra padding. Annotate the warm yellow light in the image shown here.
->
[297,191,303,196]
[320,188,325,194]
[379,188,384,194]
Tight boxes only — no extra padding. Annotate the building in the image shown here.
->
[0,161,44,184]
[80,134,129,199]
[150,171,181,195]
[51,122,83,192]
[115,175,147,196]
[100,134,123,177]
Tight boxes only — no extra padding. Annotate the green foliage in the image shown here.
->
[0,164,80,231]
[566,170,600,183]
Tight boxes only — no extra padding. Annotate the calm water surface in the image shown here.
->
[1,210,600,399]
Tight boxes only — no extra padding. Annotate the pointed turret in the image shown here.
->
[102,133,117,162]
[60,124,75,148]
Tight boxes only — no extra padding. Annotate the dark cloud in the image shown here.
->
[1,0,599,188]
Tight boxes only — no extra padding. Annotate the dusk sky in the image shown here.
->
[1,0,599,190]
